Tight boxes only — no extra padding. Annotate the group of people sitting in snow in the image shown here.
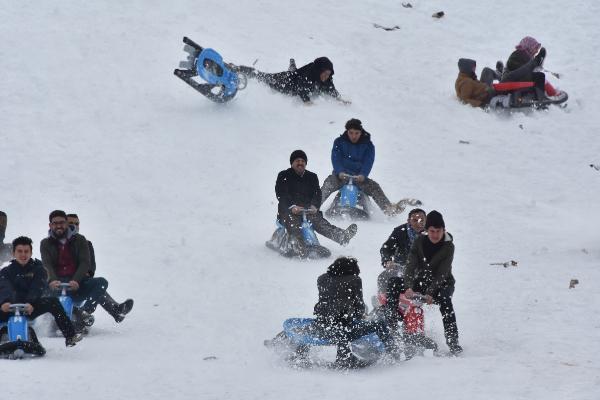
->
[455,36,560,108]
[272,118,462,368]
[0,210,134,348]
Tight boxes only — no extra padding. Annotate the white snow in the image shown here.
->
[1,0,600,399]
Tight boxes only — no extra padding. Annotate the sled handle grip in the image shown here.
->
[8,303,28,314]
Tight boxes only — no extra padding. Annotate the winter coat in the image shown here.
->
[380,223,419,266]
[501,50,536,82]
[455,72,493,107]
[261,57,339,103]
[0,258,48,304]
[275,168,322,218]
[314,261,365,324]
[40,228,92,283]
[331,130,375,177]
[403,233,455,296]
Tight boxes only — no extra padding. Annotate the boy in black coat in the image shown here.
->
[0,236,82,346]
[236,57,350,104]
[314,257,398,367]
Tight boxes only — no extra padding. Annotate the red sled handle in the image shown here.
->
[493,82,535,92]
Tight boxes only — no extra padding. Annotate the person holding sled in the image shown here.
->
[275,150,358,255]
[67,213,134,320]
[385,210,463,355]
[377,208,426,294]
[0,236,82,346]
[40,210,133,329]
[320,119,411,216]
[313,257,400,368]
[455,59,499,107]
[235,57,350,104]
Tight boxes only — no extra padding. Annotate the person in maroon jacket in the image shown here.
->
[40,210,132,326]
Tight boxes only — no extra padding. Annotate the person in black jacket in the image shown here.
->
[0,236,82,346]
[67,213,134,321]
[377,208,426,294]
[276,150,358,255]
[236,57,350,104]
[313,257,398,368]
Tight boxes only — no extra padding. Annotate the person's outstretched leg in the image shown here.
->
[75,277,108,314]
[310,213,357,245]
[99,293,134,323]
[357,178,395,214]
[434,287,461,354]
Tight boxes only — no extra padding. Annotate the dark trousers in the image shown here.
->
[480,67,500,85]
[0,297,75,339]
[71,277,109,313]
[386,276,459,345]
[280,211,346,244]
[316,317,394,360]
[321,174,392,212]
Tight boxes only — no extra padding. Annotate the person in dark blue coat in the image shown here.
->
[0,236,82,346]
[320,119,407,216]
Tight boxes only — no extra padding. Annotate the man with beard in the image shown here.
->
[275,150,357,256]
[40,210,133,327]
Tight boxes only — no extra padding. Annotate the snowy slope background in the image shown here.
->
[1,0,599,398]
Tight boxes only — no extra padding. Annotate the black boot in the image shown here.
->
[100,293,134,323]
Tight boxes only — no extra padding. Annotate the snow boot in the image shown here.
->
[100,293,134,323]
[65,332,83,347]
[340,224,358,246]
[288,58,297,72]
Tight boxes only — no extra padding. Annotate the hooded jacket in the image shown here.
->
[331,130,375,177]
[275,168,322,219]
[403,232,455,296]
[262,57,339,103]
[455,58,493,107]
[314,258,366,324]
[40,227,92,283]
[0,258,48,304]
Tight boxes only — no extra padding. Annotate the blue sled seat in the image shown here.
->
[283,318,385,353]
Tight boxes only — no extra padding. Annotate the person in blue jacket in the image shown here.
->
[321,119,406,216]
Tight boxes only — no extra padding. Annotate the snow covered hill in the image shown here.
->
[1,1,599,399]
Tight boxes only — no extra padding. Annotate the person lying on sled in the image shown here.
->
[234,57,350,105]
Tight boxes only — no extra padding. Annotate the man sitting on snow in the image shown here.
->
[455,58,498,107]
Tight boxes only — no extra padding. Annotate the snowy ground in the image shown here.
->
[1,0,600,399]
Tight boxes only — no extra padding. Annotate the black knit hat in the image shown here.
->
[345,118,363,131]
[289,149,307,165]
[425,210,445,229]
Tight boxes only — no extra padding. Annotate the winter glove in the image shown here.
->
[338,172,349,181]
[356,175,366,183]
[534,47,546,67]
